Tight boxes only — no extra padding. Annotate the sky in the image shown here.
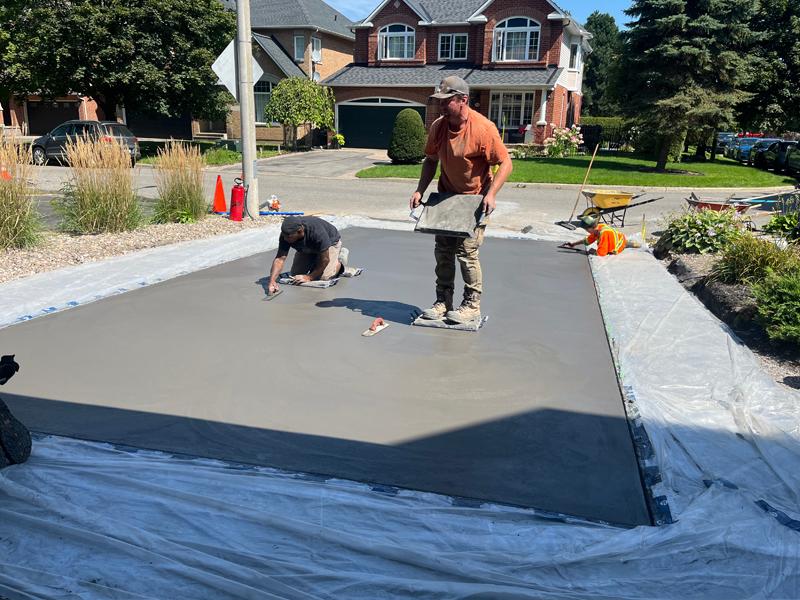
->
[323,0,633,32]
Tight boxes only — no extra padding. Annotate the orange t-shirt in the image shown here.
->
[423,109,509,195]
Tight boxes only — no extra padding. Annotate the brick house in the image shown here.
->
[220,0,355,143]
[321,0,592,148]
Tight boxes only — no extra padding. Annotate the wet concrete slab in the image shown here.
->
[0,228,650,526]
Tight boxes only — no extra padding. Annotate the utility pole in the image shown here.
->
[236,0,259,218]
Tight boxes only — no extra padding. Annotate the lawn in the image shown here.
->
[356,153,798,188]
[138,142,279,166]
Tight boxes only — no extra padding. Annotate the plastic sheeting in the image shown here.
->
[0,219,798,598]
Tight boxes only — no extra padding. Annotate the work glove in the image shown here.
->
[0,355,19,386]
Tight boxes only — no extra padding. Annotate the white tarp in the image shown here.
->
[0,219,798,598]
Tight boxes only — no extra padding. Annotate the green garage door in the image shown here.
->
[338,105,426,149]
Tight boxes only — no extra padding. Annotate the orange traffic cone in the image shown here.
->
[212,175,226,212]
[0,165,10,181]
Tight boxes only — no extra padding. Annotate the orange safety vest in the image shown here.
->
[584,224,626,256]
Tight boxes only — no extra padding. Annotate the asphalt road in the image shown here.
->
[33,149,795,236]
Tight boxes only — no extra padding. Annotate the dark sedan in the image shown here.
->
[747,138,783,167]
[763,141,798,172]
[31,120,140,166]
[715,132,735,155]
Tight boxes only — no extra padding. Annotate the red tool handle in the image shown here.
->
[370,318,385,331]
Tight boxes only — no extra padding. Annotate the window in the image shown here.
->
[489,92,538,127]
[569,43,580,70]
[493,17,540,62]
[379,24,415,60]
[312,37,322,61]
[254,80,275,124]
[439,33,468,60]
[294,35,304,61]
[50,125,71,137]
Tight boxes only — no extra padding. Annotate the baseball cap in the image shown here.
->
[431,76,469,99]
[281,216,303,235]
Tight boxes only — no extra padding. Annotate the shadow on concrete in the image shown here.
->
[315,297,420,324]
[2,391,652,527]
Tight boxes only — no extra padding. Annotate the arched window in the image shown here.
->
[493,17,540,62]
[379,24,415,60]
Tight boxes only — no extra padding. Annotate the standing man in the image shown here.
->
[267,216,350,293]
[410,76,513,323]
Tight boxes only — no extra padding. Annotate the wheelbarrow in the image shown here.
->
[580,190,664,227]
[685,192,752,214]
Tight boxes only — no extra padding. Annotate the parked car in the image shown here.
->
[734,137,763,162]
[763,141,798,173]
[748,138,783,167]
[786,145,800,177]
[715,132,735,155]
[724,137,741,159]
[31,120,140,167]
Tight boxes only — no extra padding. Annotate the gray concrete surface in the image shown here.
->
[0,228,650,526]
[32,152,793,235]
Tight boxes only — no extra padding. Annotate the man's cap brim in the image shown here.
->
[430,91,463,99]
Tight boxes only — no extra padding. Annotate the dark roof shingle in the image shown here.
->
[221,0,355,39]
[252,33,307,78]
[322,64,563,87]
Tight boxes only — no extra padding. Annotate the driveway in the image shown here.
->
[222,148,390,179]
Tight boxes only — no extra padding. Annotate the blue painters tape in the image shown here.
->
[755,500,800,532]
[67,302,78,306]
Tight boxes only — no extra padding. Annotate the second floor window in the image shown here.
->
[379,24,415,60]
[294,36,304,61]
[439,34,468,60]
[494,17,541,62]
[569,43,580,70]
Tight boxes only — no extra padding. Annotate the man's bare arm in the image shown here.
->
[410,154,440,209]
[306,248,330,281]
[268,254,287,291]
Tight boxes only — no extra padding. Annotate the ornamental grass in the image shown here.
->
[152,140,207,224]
[0,135,42,249]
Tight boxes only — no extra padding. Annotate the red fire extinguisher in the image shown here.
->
[230,177,245,222]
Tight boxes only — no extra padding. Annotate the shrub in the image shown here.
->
[762,212,799,235]
[710,235,800,284]
[754,273,800,344]
[152,141,207,224]
[544,125,583,158]
[654,207,744,254]
[388,109,426,165]
[0,136,42,249]
[53,134,141,234]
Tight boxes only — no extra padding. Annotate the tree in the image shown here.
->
[0,0,235,121]
[582,12,623,117]
[739,0,800,132]
[264,78,335,151]
[617,0,760,170]
[387,109,426,164]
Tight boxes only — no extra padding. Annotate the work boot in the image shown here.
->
[421,287,453,320]
[338,247,349,267]
[445,292,481,324]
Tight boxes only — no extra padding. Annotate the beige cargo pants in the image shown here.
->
[290,240,342,281]
[434,222,486,298]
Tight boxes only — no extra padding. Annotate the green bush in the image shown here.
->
[654,208,744,254]
[579,117,628,128]
[762,212,799,234]
[388,109,426,165]
[754,273,800,344]
[710,235,800,284]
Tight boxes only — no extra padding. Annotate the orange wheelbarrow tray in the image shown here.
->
[685,192,752,214]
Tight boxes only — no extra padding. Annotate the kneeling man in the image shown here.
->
[267,216,349,293]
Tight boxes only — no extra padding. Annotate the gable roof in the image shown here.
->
[221,0,355,40]
[355,0,588,34]
[252,33,307,78]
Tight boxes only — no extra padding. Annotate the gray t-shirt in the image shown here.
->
[278,216,340,255]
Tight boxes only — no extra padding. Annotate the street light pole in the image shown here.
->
[236,0,259,218]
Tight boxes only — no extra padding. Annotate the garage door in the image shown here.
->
[338,105,426,149]
[126,111,193,140]
[26,101,81,136]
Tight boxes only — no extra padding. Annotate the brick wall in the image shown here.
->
[317,32,354,80]
[573,93,582,124]
[366,2,426,65]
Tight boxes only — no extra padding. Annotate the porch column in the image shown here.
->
[536,90,548,126]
